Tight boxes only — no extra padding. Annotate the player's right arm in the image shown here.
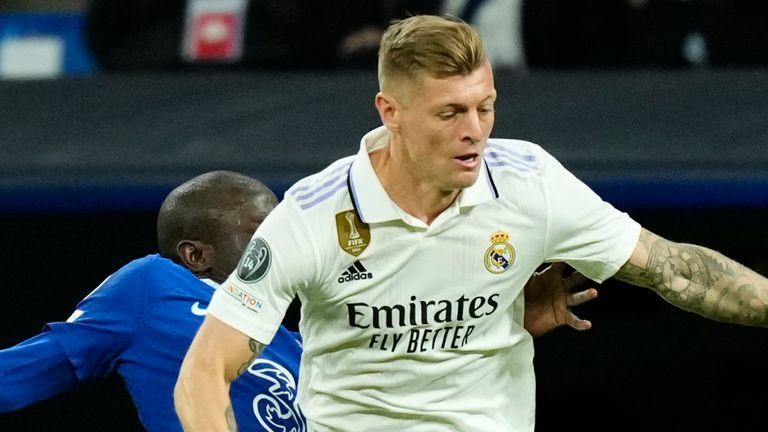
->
[0,268,137,412]
[174,314,266,432]
[175,198,309,430]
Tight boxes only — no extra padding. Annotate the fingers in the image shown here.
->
[567,312,592,331]
[566,289,596,331]
[566,288,598,307]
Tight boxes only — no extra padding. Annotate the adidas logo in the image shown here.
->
[338,261,373,283]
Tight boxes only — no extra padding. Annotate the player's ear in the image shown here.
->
[177,240,214,274]
[375,91,401,132]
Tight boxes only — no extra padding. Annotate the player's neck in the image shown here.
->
[370,147,459,225]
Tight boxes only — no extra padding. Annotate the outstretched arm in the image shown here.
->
[174,315,266,431]
[614,228,768,326]
[0,332,78,412]
[524,262,598,336]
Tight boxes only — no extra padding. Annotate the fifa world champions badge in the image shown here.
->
[336,210,370,257]
[484,230,515,274]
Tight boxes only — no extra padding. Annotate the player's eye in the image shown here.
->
[478,106,495,114]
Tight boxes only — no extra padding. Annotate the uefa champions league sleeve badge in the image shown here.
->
[484,230,515,274]
[237,237,272,282]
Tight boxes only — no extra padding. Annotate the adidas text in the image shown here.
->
[339,272,373,283]
[338,261,374,283]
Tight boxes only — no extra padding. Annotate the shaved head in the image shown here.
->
[157,170,277,265]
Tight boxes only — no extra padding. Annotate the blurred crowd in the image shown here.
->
[2,0,768,74]
[524,0,768,68]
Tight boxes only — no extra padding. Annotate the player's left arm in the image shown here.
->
[614,227,768,326]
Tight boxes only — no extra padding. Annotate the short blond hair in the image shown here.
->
[378,15,486,94]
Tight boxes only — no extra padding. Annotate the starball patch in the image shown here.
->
[236,237,272,282]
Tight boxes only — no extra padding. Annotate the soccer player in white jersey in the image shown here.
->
[175,15,768,432]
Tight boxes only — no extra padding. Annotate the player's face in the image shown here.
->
[397,61,496,192]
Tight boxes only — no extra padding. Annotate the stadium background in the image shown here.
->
[1,2,768,431]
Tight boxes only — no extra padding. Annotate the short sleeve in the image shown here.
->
[208,199,316,345]
[539,147,641,282]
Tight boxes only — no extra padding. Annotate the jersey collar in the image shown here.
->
[348,126,499,224]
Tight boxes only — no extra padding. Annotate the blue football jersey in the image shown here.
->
[45,254,305,432]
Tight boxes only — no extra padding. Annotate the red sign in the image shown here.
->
[188,12,239,61]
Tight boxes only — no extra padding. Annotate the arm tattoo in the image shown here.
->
[236,338,265,377]
[225,404,238,432]
[615,229,768,326]
[225,339,264,431]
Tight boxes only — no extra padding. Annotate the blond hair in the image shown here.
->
[378,15,486,94]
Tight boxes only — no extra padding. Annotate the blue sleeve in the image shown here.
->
[45,263,145,381]
[0,331,78,412]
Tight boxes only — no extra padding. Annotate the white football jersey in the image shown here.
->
[208,126,641,431]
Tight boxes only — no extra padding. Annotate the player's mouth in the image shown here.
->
[455,153,479,169]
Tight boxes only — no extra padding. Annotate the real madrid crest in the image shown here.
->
[336,210,370,257]
[484,230,515,274]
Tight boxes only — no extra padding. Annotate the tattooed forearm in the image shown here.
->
[615,229,768,326]
[236,338,265,377]
[224,339,264,430]
[615,231,718,292]
[225,404,238,432]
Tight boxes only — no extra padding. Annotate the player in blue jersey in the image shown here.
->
[0,170,593,430]
[0,171,305,431]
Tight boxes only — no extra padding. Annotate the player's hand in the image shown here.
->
[523,262,598,337]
